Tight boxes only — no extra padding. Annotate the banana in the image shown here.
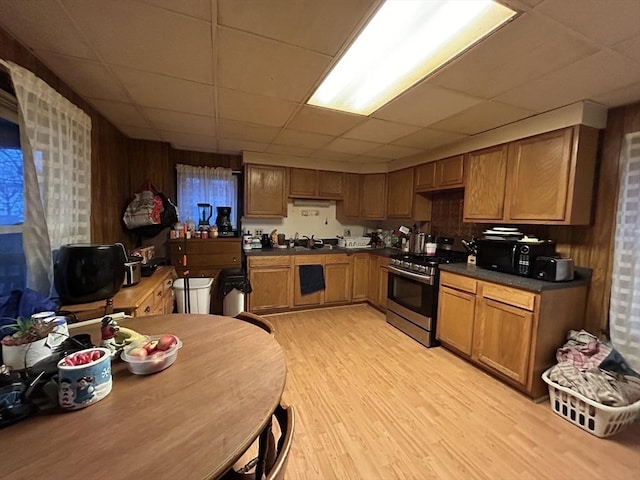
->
[114,327,147,346]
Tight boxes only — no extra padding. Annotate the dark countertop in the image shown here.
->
[244,246,398,257]
[439,263,592,292]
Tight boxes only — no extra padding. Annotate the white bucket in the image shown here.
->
[223,288,245,317]
[174,278,213,314]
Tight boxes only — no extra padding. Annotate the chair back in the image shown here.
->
[235,311,275,335]
[266,404,295,480]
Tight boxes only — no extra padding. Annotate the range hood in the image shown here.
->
[292,199,332,208]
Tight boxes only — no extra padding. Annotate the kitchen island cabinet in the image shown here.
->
[436,266,588,399]
[463,125,599,225]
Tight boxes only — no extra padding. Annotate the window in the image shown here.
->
[175,164,239,230]
[0,89,26,295]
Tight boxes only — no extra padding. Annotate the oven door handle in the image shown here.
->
[388,266,435,285]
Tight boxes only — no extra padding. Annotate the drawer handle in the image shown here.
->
[144,306,151,313]
[178,245,183,251]
[157,291,163,297]
[233,257,237,263]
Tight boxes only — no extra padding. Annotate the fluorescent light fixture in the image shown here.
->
[308,0,516,116]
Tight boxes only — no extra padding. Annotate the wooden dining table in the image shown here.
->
[0,314,287,480]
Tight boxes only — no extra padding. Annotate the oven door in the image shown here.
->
[387,267,436,319]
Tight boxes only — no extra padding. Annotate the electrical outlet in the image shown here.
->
[255,228,263,236]
[344,229,351,237]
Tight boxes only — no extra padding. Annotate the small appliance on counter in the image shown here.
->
[532,256,575,282]
[215,206,237,237]
[197,203,213,229]
[476,238,556,277]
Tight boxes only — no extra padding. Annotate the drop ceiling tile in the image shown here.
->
[536,0,640,46]
[394,128,468,149]
[310,150,357,162]
[218,138,269,154]
[374,84,481,127]
[367,144,422,160]
[266,144,314,157]
[273,129,334,149]
[111,66,215,116]
[343,119,422,143]
[591,80,640,108]
[287,106,366,136]
[35,53,129,102]
[218,119,281,144]
[429,101,537,135]
[613,34,640,64]
[496,50,640,112]
[350,155,389,164]
[142,108,214,136]
[217,0,377,55]
[118,125,162,141]
[218,27,330,102]
[0,1,97,59]
[217,88,297,127]
[324,137,381,155]
[86,99,150,127]
[163,131,217,151]
[63,0,213,83]
[135,0,212,21]
[429,12,599,99]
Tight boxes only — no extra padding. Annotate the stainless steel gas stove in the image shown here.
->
[386,237,468,347]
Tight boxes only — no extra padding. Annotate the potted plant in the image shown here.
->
[1,316,55,370]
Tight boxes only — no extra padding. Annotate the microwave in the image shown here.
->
[476,239,556,277]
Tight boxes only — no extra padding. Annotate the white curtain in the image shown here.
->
[609,131,640,372]
[176,164,237,228]
[0,60,92,295]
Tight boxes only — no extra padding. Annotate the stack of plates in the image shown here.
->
[483,227,524,240]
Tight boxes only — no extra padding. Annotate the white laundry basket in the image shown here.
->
[173,278,213,314]
[223,288,245,317]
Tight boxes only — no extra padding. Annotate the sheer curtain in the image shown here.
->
[176,164,237,228]
[0,60,92,295]
[609,131,640,372]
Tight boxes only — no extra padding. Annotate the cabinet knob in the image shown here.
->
[233,257,238,263]
[177,245,183,251]
[144,306,151,313]
[157,291,163,297]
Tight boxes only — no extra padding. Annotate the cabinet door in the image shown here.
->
[248,267,291,311]
[318,171,344,199]
[436,286,475,356]
[505,128,573,222]
[245,164,288,217]
[337,173,361,219]
[386,168,414,218]
[473,297,533,385]
[324,259,351,304]
[289,168,318,197]
[351,254,369,301]
[367,255,379,305]
[415,163,435,191]
[360,174,387,219]
[436,155,464,188]
[377,261,388,310]
[463,145,508,221]
[293,255,324,307]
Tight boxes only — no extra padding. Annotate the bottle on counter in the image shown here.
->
[243,230,253,250]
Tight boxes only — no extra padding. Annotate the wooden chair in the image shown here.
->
[222,403,296,480]
[235,311,275,335]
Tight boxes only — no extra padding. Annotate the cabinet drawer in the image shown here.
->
[294,255,324,266]
[170,239,241,255]
[481,283,536,311]
[179,253,240,268]
[440,271,477,294]
[248,256,292,268]
[136,293,156,317]
[325,254,349,265]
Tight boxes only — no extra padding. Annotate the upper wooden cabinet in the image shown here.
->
[463,126,599,225]
[337,173,361,220]
[245,164,288,218]
[415,155,464,192]
[386,168,414,218]
[289,168,343,199]
[463,144,509,221]
[360,173,387,219]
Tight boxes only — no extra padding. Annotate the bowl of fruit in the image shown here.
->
[120,335,182,375]
[57,347,113,410]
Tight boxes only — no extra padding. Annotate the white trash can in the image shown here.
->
[174,278,213,314]
[223,288,245,317]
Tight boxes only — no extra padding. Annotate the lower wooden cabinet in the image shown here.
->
[437,270,587,399]
[247,256,293,312]
[324,255,352,304]
[351,253,370,301]
[293,255,324,307]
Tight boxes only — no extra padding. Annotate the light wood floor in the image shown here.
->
[263,305,640,480]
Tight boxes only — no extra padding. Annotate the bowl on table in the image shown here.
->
[120,334,182,375]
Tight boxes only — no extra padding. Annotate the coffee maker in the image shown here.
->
[215,206,235,237]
